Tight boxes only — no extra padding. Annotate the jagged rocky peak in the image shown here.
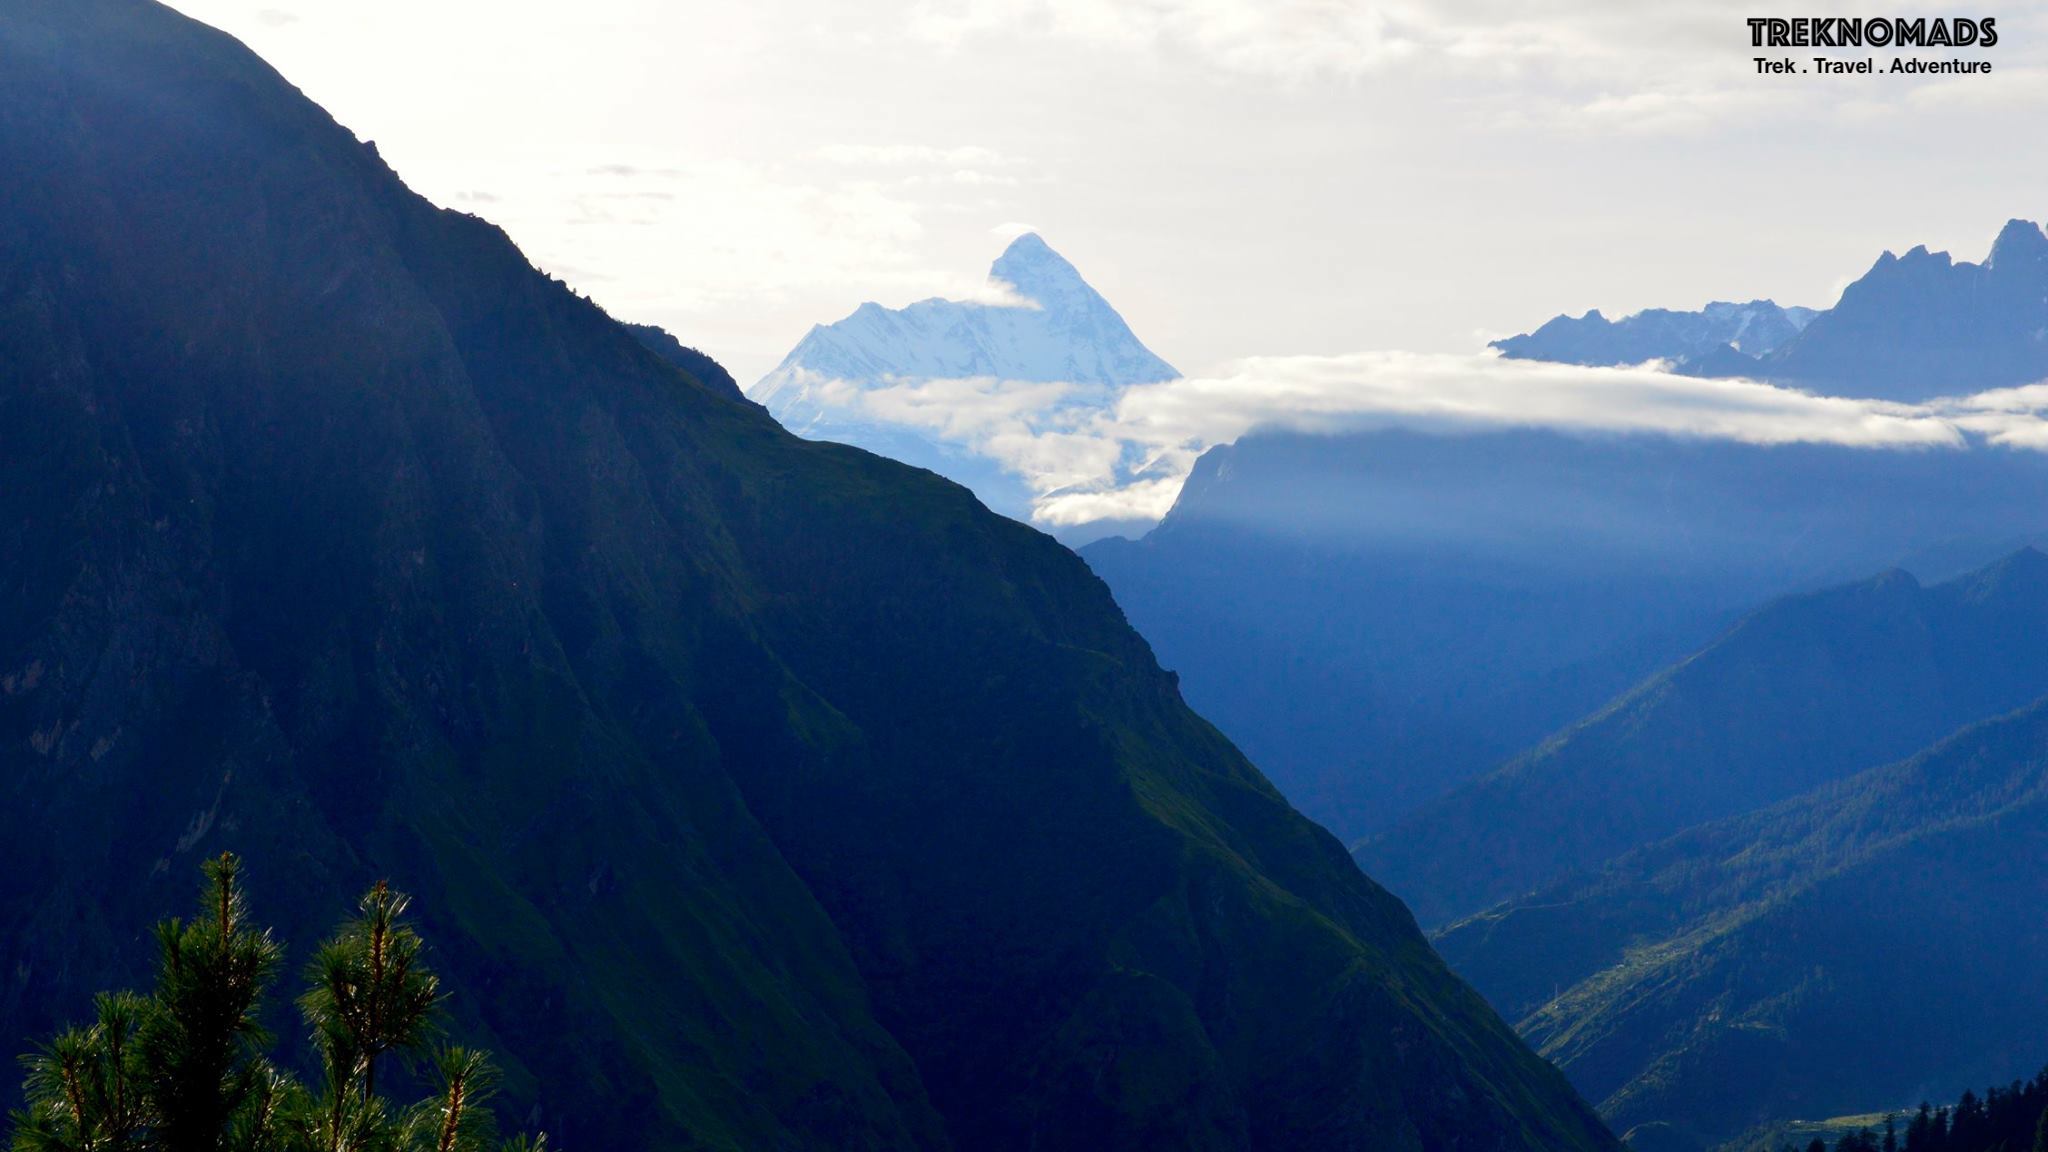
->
[1900,243,1951,267]
[986,232,1092,311]
[756,232,1177,394]
[1498,216,2048,401]
[1988,217,2048,270]
[1490,298,1815,367]
[747,232,1179,525]
[1764,216,2048,400]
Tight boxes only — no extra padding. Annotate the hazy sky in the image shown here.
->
[166,0,2048,389]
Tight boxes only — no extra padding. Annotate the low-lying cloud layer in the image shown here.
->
[778,353,2048,529]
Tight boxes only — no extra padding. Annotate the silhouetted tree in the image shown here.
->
[1951,1090,1987,1151]
[8,855,546,1152]
[1907,1104,1936,1152]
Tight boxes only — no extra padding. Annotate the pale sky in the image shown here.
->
[165,0,2048,389]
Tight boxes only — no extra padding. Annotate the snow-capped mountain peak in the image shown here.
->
[748,235,1180,536]
[986,233,1097,316]
[755,235,1176,403]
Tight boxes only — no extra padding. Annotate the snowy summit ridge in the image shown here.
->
[754,233,1177,409]
[750,235,1180,533]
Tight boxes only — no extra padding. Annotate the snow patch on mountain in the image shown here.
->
[1491,299,1818,368]
[751,234,1182,536]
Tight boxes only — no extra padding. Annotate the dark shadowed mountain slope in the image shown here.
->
[625,322,745,400]
[0,3,1616,1150]
[1362,549,2048,927]
[1435,691,2048,1152]
[1084,429,2048,843]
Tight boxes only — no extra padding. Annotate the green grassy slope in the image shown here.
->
[1438,695,2048,1150]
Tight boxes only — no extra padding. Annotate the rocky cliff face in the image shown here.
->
[1758,219,2048,400]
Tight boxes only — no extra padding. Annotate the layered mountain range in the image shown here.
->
[1080,227,2048,1148]
[1490,300,1817,369]
[1362,547,2048,926]
[1497,219,2048,402]
[1083,428,2048,841]
[1430,550,2048,1151]
[0,2,1617,1150]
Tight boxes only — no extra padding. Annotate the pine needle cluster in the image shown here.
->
[7,855,548,1152]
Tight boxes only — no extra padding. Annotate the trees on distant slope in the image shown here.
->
[1765,1070,2048,1152]
[8,855,546,1152]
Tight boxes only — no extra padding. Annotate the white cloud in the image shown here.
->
[811,374,1126,493]
[817,375,1077,440]
[1036,476,1188,525]
[1942,383,2048,413]
[503,160,941,312]
[903,0,2043,133]
[1105,352,1965,452]
[1932,384,2048,449]
[908,0,1427,82]
[959,276,1044,308]
[796,351,2048,530]
[816,143,1016,168]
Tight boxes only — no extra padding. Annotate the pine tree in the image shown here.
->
[1906,1104,1934,1152]
[8,855,545,1152]
[1951,1091,1987,1152]
[137,853,285,1152]
[295,881,444,1152]
[415,1048,497,1152]
[10,993,152,1152]
[299,882,442,1106]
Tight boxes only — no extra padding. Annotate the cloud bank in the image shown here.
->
[789,352,2048,529]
